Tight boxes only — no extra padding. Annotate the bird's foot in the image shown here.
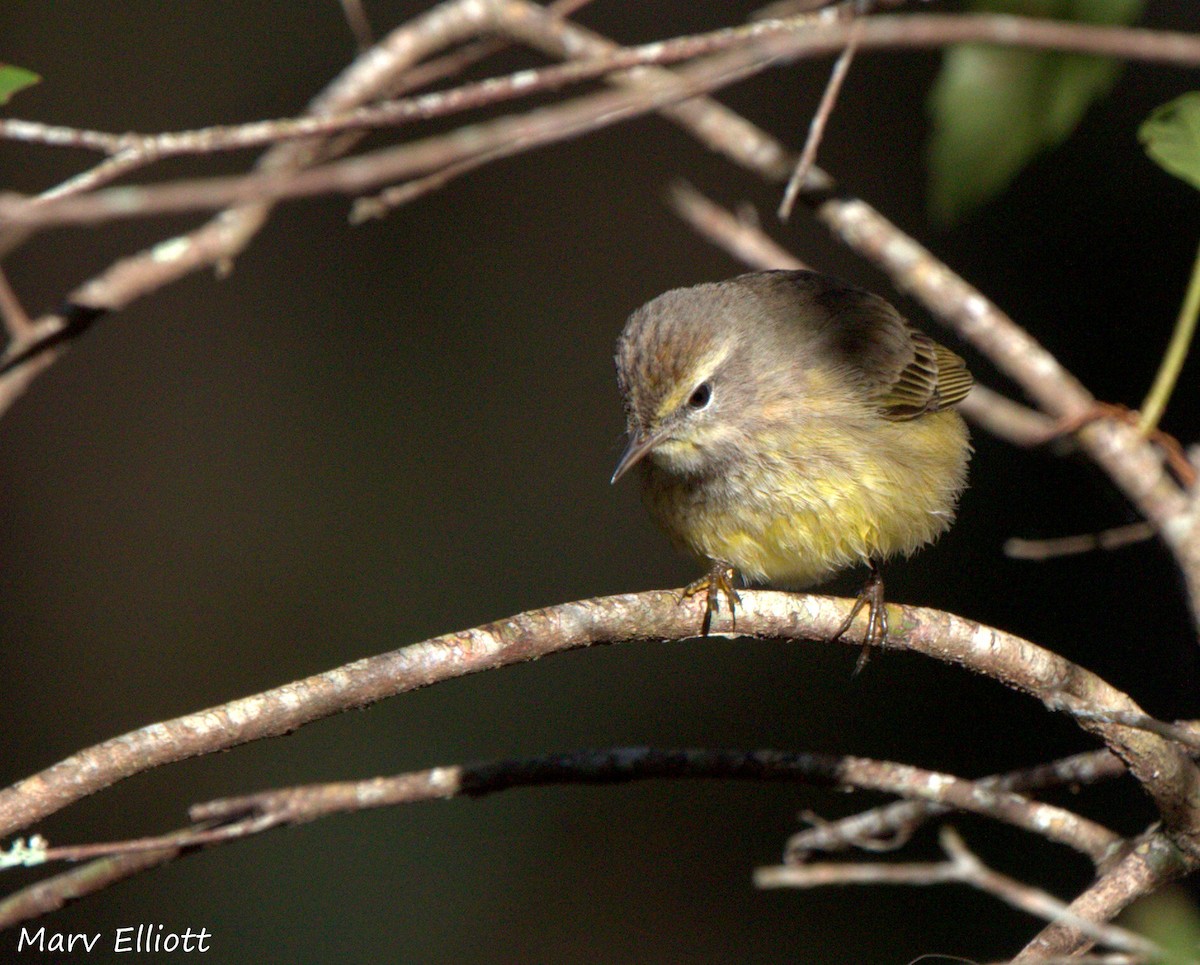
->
[831,563,887,673]
[682,562,741,636]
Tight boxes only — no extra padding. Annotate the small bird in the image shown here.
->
[612,270,972,662]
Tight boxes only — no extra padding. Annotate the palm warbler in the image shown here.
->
[612,270,972,656]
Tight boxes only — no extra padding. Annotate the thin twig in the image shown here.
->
[668,180,807,270]
[779,14,863,220]
[761,828,1162,958]
[1005,522,1157,561]
[785,747,1127,862]
[0,265,32,339]
[1140,238,1200,434]
[1056,709,1200,755]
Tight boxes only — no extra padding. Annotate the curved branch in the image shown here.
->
[0,590,1195,855]
[0,746,1119,930]
[6,13,1200,231]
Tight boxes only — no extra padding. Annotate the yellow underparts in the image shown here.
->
[642,410,970,588]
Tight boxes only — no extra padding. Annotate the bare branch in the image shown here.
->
[0,849,183,929]
[0,590,1194,858]
[778,13,863,220]
[1015,832,1192,961]
[0,747,1118,930]
[1005,522,1157,561]
[186,749,1118,863]
[959,384,1060,448]
[785,748,1128,862]
[760,828,1161,959]
[667,181,807,271]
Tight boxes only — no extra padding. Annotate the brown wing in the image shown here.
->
[746,270,974,420]
[875,326,973,421]
[804,276,972,420]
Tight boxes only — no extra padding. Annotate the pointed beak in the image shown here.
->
[611,428,666,484]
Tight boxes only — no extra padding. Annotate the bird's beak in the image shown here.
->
[611,428,667,484]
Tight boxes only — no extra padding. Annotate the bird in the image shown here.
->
[611,269,972,664]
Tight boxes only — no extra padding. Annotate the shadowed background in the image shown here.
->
[1,2,1199,962]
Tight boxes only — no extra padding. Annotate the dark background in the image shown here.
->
[1,2,1198,962]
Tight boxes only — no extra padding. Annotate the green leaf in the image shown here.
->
[927,0,1142,226]
[1121,887,1200,965]
[0,64,39,106]
[1140,92,1200,191]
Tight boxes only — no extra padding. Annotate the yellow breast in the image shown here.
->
[641,410,969,587]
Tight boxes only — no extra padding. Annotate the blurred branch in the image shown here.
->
[339,0,375,51]
[0,266,32,340]
[668,181,808,270]
[760,828,1161,960]
[665,183,1060,449]
[1005,522,1157,561]
[778,12,863,220]
[5,13,1200,228]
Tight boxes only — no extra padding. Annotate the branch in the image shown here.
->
[0,591,1194,857]
[0,849,183,929]
[668,179,807,270]
[0,747,1118,930]
[6,13,1200,230]
[0,0,503,415]
[665,182,1060,450]
[785,748,1128,862]
[1005,523,1158,560]
[191,750,1117,864]
[1015,831,1192,961]
[759,828,1162,960]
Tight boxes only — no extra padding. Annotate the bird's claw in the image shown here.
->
[682,563,741,636]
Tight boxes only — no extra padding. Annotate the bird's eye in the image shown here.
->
[687,382,712,410]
